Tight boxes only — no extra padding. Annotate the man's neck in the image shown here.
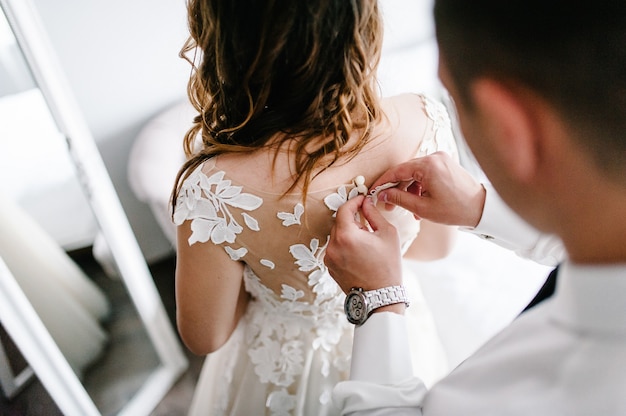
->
[558,196,626,264]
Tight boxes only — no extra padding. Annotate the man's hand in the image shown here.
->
[370,152,486,228]
[325,195,403,294]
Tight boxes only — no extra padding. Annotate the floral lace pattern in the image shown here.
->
[277,203,304,226]
[173,168,263,246]
[417,94,456,156]
[174,93,455,415]
[323,185,361,217]
[174,168,358,415]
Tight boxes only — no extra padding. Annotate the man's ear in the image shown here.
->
[470,79,540,183]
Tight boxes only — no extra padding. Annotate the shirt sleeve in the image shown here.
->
[332,312,427,415]
[462,184,565,266]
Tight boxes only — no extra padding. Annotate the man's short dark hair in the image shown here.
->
[434,0,626,179]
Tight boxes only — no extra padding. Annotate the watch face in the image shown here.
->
[345,291,367,325]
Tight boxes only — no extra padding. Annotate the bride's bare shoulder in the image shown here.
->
[378,93,430,144]
[380,93,431,129]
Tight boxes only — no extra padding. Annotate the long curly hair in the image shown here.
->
[171,0,383,209]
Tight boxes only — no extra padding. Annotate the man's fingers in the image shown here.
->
[335,195,366,229]
[360,197,394,233]
[369,161,422,192]
[376,187,428,217]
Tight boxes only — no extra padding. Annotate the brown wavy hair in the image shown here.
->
[171,0,383,210]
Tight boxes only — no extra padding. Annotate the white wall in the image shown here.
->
[31,0,191,261]
[378,0,439,97]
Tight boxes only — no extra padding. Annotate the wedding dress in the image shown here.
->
[174,94,456,416]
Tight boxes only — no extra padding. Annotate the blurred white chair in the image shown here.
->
[127,100,196,248]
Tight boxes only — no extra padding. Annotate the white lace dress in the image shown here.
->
[173,94,457,416]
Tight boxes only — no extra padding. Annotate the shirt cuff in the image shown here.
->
[465,184,541,250]
[350,312,414,384]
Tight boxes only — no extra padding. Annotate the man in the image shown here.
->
[325,0,626,414]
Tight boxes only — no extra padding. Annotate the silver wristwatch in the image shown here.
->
[344,285,410,326]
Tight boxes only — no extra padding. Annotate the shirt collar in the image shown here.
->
[549,261,626,335]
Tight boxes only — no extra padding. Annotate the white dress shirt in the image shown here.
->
[333,188,626,415]
[465,184,564,266]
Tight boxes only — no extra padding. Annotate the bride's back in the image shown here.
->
[182,93,455,300]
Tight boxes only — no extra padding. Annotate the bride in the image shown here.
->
[171,1,458,414]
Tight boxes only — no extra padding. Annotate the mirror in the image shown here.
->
[0,0,188,414]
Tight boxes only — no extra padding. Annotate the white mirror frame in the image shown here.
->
[0,330,34,399]
[0,0,188,414]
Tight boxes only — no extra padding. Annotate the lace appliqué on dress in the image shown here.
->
[243,261,350,413]
[277,203,304,226]
[175,167,352,415]
[173,166,263,249]
[418,94,457,157]
[323,184,361,217]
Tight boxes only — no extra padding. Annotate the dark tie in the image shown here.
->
[520,265,559,314]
